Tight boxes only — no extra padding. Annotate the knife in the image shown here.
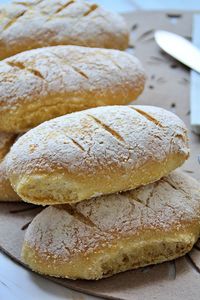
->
[154,30,200,73]
[154,28,200,134]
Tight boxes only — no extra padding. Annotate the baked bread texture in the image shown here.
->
[7,105,189,205]
[0,156,21,202]
[0,133,21,201]
[0,46,145,132]
[0,132,17,160]
[0,0,129,60]
[22,171,200,280]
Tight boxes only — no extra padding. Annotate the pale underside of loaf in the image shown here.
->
[0,46,145,132]
[22,171,200,280]
[0,0,129,60]
[7,105,189,205]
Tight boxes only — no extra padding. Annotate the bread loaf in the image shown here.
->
[0,46,145,132]
[0,156,21,201]
[0,132,17,160]
[22,171,200,280]
[7,105,189,205]
[0,0,129,60]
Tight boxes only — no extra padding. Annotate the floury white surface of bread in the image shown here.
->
[0,0,129,60]
[0,46,145,132]
[22,171,200,280]
[7,105,189,205]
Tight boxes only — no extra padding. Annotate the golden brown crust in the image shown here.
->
[0,0,129,60]
[0,46,145,132]
[0,132,17,160]
[22,171,200,280]
[0,156,21,201]
[7,105,189,205]
[0,132,21,201]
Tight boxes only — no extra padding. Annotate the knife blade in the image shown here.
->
[154,30,200,74]
[155,28,200,134]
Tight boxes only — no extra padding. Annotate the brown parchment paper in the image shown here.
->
[0,10,200,300]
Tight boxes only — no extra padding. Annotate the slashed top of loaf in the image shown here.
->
[24,171,200,260]
[7,105,189,176]
[0,0,129,58]
[0,45,144,110]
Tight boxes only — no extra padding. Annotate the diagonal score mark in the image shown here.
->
[162,178,191,200]
[47,51,89,79]
[88,114,125,143]
[162,178,178,191]
[13,0,43,7]
[7,61,26,70]
[7,61,45,80]
[83,4,98,16]
[129,106,164,128]
[13,1,31,6]
[63,204,101,230]
[66,136,85,152]
[55,0,75,14]
[71,66,89,79]
[4,10,27,30]
[47,1,75,21]
[28,68,45,80]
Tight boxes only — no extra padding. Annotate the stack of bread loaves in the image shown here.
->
[0,0,142,200]
[0,45,145,202]
[1,0,200,281]
[6,105,200,280]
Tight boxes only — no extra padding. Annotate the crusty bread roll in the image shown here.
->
[0,46,145,133]
[0,0,129,60]
[0,132,17,160]
[0,156,21,202]
[7,105,189,205]
[22,171,200,280]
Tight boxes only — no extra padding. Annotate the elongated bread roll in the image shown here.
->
[0,0,129,60]
[22,171,200,280]
[0,46,145,133]
[7,105,189,205]
[0,156,21,202]
[0,132,17,160]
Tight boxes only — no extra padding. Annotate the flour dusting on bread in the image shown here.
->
[7,105,189,175]
[22,171,200,279]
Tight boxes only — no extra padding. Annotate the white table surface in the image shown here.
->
[1,1,200,300]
